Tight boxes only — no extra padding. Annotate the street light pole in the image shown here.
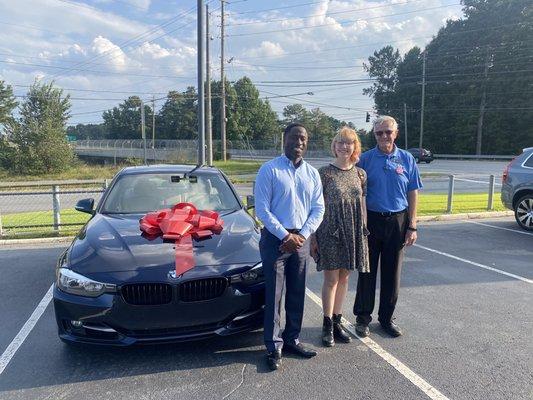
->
[141,100,146,164]
[197,0,206,166]
[419,51,426,154]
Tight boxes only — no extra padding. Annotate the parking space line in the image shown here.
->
[463,220,533,236]
[414,244,533,284]
[305,288,450,400]
[0,284,53,376]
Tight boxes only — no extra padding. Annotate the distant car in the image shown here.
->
[407,148,434,163]
[54,165,264,346]
[501,147,533,231]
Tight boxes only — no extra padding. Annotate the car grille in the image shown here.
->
[121,283,173,305]
[178,277,228,302]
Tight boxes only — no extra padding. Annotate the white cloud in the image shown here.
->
[244,41,285,58]
[91,36,128,71]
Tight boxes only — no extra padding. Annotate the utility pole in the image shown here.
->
[476,47,491,156]
[197,0,206,165]
[419,51,426,153]
[220,0,227,161]
[151,95,155,149]
[403,103,408,149]
[206,4,213,166]
[141,100,147,164]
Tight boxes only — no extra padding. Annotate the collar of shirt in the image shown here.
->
[281,153,305,169]
[374,145,400,159]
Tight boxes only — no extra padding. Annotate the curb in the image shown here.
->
[0,236,74,246]
[418,210,513,222]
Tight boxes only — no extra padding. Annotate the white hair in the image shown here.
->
[373,115,398,131]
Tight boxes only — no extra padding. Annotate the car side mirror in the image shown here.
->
[245,195,255,210]
[75,198,95,215]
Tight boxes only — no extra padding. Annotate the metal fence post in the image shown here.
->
[487,174,495,210]
[103,179,109,190]
[446,175,455,213]
[53,185,61,231]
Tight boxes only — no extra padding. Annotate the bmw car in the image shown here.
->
[54,165,264,345]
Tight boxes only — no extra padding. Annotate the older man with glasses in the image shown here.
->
[353,115,423,338]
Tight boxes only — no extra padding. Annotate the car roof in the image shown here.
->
[118,164,222,176]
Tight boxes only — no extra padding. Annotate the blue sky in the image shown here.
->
[0,0,464,130]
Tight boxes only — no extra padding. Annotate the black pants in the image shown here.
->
[354,210,408,325]
[260,229,308,352]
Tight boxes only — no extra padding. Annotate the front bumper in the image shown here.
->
[53,282,264,346]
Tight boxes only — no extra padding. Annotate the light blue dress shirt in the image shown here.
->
[358,146,423,213]
[254,155,325,240]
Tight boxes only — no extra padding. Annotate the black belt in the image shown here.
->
[285,228,301,234]
[368,209,407,217]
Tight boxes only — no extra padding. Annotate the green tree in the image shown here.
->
[157,87,198,140]
[67,123,108,140]
[363,0,532,154]
[232,77,279,142]
[8,81,73,173]
[0,80,17,131]
[103,96,153,140]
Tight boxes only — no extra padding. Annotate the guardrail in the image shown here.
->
[434,154,514,161]
[0,181,108,238]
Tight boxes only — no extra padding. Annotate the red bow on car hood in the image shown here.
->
[139,203,224,276]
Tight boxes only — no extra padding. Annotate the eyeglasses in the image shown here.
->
[375,130,394,136]
[335,140,355,146]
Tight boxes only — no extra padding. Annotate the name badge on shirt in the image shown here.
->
[395,165,404,174]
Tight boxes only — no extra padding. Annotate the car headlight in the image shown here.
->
[57,268,116,297]
[231,262,264,283]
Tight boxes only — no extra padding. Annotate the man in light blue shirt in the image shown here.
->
[255,123,324,371]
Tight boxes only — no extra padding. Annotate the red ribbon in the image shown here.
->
[139,203,224,276]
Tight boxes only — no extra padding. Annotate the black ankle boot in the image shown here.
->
[332,314,352,343]
[322,316,334,347]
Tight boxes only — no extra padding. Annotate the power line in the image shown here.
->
[225,0,435,26]
[226,3,461,37]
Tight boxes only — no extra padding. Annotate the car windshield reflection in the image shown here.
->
[101,173,241,214]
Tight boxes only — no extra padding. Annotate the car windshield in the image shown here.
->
[100,172,241,214]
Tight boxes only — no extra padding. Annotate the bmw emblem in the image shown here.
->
[168,270,183,279]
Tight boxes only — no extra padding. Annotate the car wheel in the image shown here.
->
[425,160,431,163]
[415,157,420,163]
[514,194,533,231]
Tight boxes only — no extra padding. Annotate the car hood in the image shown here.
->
[68,209,261,274]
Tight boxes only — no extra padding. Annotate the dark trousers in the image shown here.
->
[354,210,408,325]
[260,229,308,352]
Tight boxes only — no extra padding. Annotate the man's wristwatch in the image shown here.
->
[406,226,417,232]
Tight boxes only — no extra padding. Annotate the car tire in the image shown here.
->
[514,194,533,231]
[425,160,431,164]
[415,157,420,163]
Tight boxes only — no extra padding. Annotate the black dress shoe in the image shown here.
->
[322,316,334,347]
[355,322,370,338]
[380,321,403,337]
[266,350,282,371]
[332,314,352,343]
[283,342,317,358]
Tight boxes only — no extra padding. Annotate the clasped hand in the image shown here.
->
[279,233,306,253]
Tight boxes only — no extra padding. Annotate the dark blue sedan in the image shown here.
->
[53,165,264,345]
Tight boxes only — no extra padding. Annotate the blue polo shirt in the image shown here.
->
[357,146,423,213]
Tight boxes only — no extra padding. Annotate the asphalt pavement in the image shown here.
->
[0,216,531,400]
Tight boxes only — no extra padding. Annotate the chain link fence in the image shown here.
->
[73,139,332,162]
